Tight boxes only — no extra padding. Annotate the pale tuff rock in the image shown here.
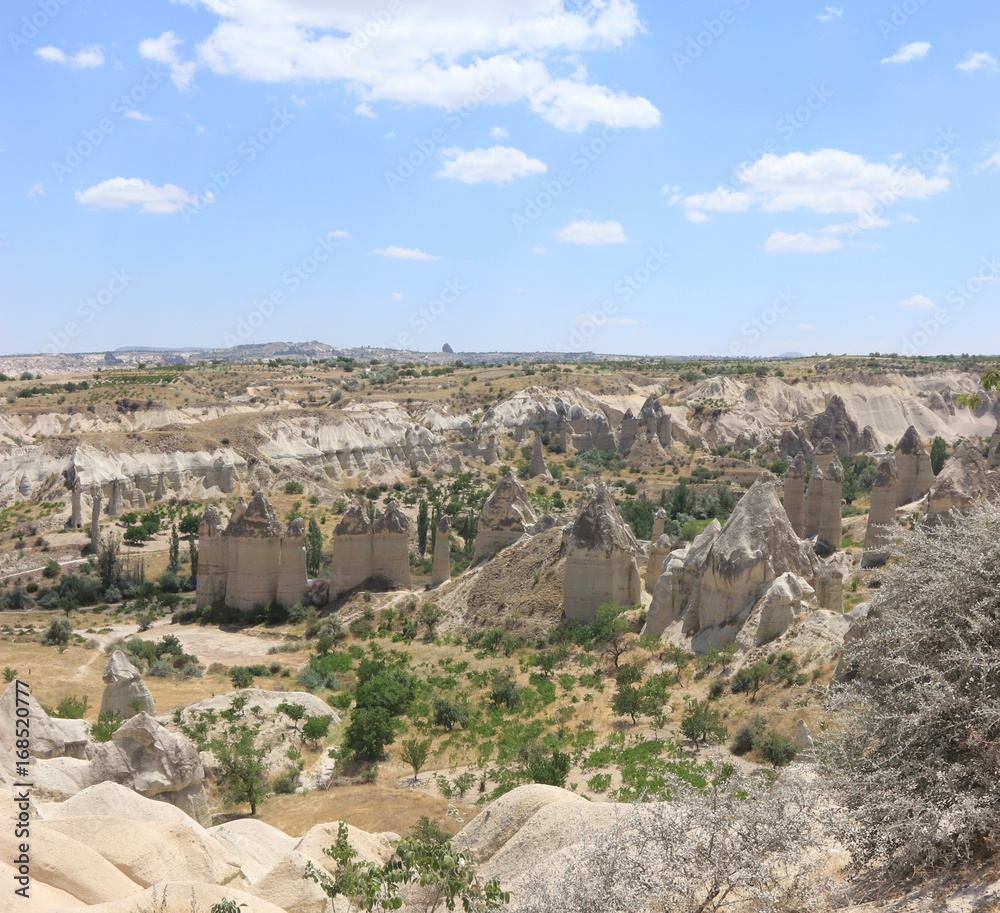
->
[249,850,333,913]
[431,515,451,586]
[483,433,498,466]
[815,567,844,613]
[990,421,1000,469]
[276,518,308,609]
[925,438,991,523]
[154,471,168,500]
[644,534,674,596]
[862,457,898,568]
[818,456,844,551]
[750,573,815,647]
[808,394,866,456]
[794,719,815,752]
[101,650,156,717]
[811,437,838,475]
[329,501,411,593]
[474,473,538,561]
[779,426,813,460]
[223,492,285,612]
[194,507,228,608]
[132,487,147,509]
[208,818,298,884]
[529,432,550,478]
[651,507,667,541]
[68,478,82,528]
[330,504,374,592]
[642,521,721,637]
[213,456,236,493]
[371,500,411,588]
[107,477,125,516]
[894,425,935,506]
[0,682,90,764]
[783,454,807,537]
[557,424,571,453]
[479,387,617,452]
[88,712,212,827]
[35,779,197,825]
[562,484,641,623]
[804,466,824,539]
[90,483,102,551]
[618,394,672,456]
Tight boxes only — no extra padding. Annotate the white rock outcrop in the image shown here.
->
[194,507,228,608]
[818,456,844,552]
[862,457,897,567]
[224,491,285,611]
[100,650,156,718]
[925,438,991,523]
[329,501,411,593]
[562,485,641,623]
[644,534,674,595]
[431,515,451,587]
[473,473,538,561]
[529,433,549,478]
[895,425,935,506]
[783,453,806,537]
[276,518,308,608]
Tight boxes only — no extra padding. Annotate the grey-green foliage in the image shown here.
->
[821,505,1000,884]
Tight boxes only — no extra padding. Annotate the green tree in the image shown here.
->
[417,499,429,556]
[123,525,149,545]
[277,700,307,731]
[342,706,396,762]
[679,696,727,744]
[229,666,255,689]
[930,435,948,475]
[168,523,180,573]
[401,737,432,782]
[189,538,198,583]
[97,533,123,590]
[418,602,443,639]
[212,722,269,816]
[42,617,73,647]
[592,602,634,668]
[306,517,324,577]
[731,660,772,702]
[611,682,645,725]
[302,715,332,747]
[179,512,201,537]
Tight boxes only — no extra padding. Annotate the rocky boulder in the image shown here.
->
[100,650,156,718]
[0,682,90,764]
[925,438,991,523]
[474,473,538,561]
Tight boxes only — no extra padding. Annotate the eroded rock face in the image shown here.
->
[811,438,838,475]
[925,439,991,523]
[0,682,90,764]
[224,491,284,612]
[818,457,844,552]
[330,502,410,594]
[651,508,667,542]
[619,395,672,456]
[562,485,641,623]
[783,454,806,537]
[107,478,125,516]
[276,518,307,608]
[808,395,865,456]
[895,426,935,506]
[804,467,824,539]
[989,421,1000,469]
[195,507,228,608]
[372,501,411,588]
[863,457,897,567]
[68,479,83,528]
[644,534,674,595]
[529,433,550,478]
[643,521,721,637]
[431,515,451,587]
[101,650,156,718]
[88,713,211,826]
[474,473,538,561]
[750,573,815,646]
[90,484,102,552]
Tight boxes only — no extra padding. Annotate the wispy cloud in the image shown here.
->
[881,41,931,65]
[899,294,935,309]
[35,45,104,68]
[372,246,441,260]
[124,109,153,121]
[436,146,546,184]
[354,102,376,119]
[138,31,197,89]
[553,219,627,245]
[489,126,509,139]
[816,6,842,23]
[957,50,998,74]
[27,182,45,197]
[75,177,211,214]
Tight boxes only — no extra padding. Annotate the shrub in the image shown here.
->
[272,772,300,794]
[157,571,180,593]
[92,711,124,742]
[42,617,73,647]
[432,697,469,730]
[679,696,727,744]
[3,586,28,610]
[148,659,177,677]
[52,695,89,718]
[731,661,771,702]
[229,666,255,689]
[283,480,304,494]
[341,705,395,762]
[302,715,331,745]
[757,730,797,767]
[488,667,520,709]
[42,559,61,579]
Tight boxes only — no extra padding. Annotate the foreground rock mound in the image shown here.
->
[562,485,641,623]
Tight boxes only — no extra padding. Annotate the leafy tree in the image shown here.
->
[488,667,521,709]
[97,533,123,591]
[42,559,61,579]
[591,602,634,668]
[188,538,198,583]
[730,660,771,702]
[526,748,571,788]
[418,602,443,639]
[432,697,469,731]
[342,706,396,762]
[277,700,307,731]
[92,711,124,742]
[401,737,432,782]
[123,524,149,545]
[3,586,28,610]
[284,480,304,494]
[821,505,1000,883]
[42,617,73,647]
[930,435,948,475]
[302,715,332,747]
[611,682,645,725]
[417,499,429,556]
[229,666,255,689]
[306,820,508,913]
[212,722,269,816]
[179,512,201,537]
[306,517,324,577]
[679,696,726,744]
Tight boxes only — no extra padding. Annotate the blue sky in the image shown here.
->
[2,0,999,357]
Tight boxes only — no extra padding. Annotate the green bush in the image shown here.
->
[42,617,73,647]
[272,772,300,794]
[52,695,89,719]
[757,730,797,767]
[284,480,304,494]
[92,711,124,742]
[302,715,332,744]
[489,667,521,710]
[42,559,61,579]
[341,705,395,762]
[432,697,469,730]
[229,666,255,689]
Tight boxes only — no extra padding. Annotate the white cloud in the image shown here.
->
[435,145,546,184]
[531,246,546,255]
[139,31,197,89]
[684,210,710,223]
[899,294,935,309]
[881,41,931,64]
[553,219,627,245]
[27,182,45,197]
[75,177,212,214]
[391,291,403,301]
[124,109,153,121]
[291,93,306,106]
[165,0,659,132]
[816,7,842,23]
[327,229,351,239]
[35,45,104,68]
[764,231,843,254]
[957,50,998,73]
[489,126,509,139]
[354,101,376,118]
[575,313,637,325]
[680,186,753,217]
[899,213,919,223]
[372,246,440,260]
[976,151,1000,172]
